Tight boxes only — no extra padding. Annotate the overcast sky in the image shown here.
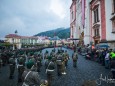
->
[0,0,71,38]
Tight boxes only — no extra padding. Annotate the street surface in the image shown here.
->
[0,47,114,86]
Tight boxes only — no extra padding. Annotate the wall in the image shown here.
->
[105,0,115,48]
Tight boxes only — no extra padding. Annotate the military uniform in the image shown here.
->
[72,52,78,67]
[17,57,25,82]
[22,61,48,86]
[56,53,64,76]
[9,56,16,79]
[0,56,2,73]
[44,51,49,59]
[64,51,69,67]
[45,57,55,86]
[36,54,42,72]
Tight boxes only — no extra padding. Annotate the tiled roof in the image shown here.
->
[5,34,21,38]
[5,34,38,39]
[21,36,38,39]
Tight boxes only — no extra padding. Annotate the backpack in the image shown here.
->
[73,53,78,61]
[56,56,62,65]
[9,58,15,64]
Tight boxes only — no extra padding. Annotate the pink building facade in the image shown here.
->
[90,0,106,45]
[70,0,77,39]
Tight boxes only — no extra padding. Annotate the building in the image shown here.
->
[105,0,115,48]
[70,0,115,48]
[84,0,91,45]
[70,0,79,42]
[90,0,105,45]
[5,34,38,49]
[76,0,86,45]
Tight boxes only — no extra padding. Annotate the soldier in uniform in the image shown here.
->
[39,50,43,66]
[44,50,49,60]
[36,54,42,72]
[9,55,16,79]
[17,56,25,82]
[22,61,48,86]
[56,51,64,76]
[64,50,69,67]
[72,51,78,67]
[50,49,56,63]
[0,53,3,73]
[45,56,55,86]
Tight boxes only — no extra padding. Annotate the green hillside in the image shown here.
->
[35,27,70,39]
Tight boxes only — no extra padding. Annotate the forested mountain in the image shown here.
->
[35,27,70,39]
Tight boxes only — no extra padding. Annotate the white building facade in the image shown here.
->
[105,0,115,48]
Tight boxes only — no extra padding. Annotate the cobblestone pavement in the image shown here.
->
[0,47,114,86]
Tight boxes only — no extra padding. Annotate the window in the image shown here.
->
[112,18,115,32]
[94,29,99,36]
[72,11,74,19]
[94,8,99,23]
[112,0,115,14]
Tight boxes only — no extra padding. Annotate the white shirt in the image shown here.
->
[105,53,110,60]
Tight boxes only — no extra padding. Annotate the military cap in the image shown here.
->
[26,61,34,69]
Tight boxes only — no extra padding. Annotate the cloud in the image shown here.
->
[49,0,66,19]
[0,0,72,38]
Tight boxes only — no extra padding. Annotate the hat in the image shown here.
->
[48,56,52,60]
[26,61,34,69]
[46,50,48,53]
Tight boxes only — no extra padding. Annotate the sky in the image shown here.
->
[0,0,72,38]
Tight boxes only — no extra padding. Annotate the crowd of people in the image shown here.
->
[0,48,78,86]
[82,46,115,79]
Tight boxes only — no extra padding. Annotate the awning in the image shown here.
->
[68,38,80,40]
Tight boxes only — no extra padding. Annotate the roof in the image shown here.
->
[5,34,21,38]
[5,34,38,39]
[21,36,38,39]
[49,36,61,40]
[68,38,79,40]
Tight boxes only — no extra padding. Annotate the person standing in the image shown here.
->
[105,51,110,69]
[0,54,2,73]
[9,55,16,79]
[22,61,48,86]
[72,51,78,67]
[56,52,64,76]
[17,56,25,82]
[110,51,115,79]
[64,50,69,67]
[36,54,42,72]
[45,56,55,86]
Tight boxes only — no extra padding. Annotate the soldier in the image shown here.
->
[29,57,37,71]
[39,50,43,66]
[22,61,48,86]
[17,56,25,82]
[56,52,64,76]
[36,54,42,72]
[50,49,56,63]
[9,55,16,79]
[44,50,49,59]
[64,50,69,67]
[45,56,55,86]
[72,51,78,67]
[0,54,3,73]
